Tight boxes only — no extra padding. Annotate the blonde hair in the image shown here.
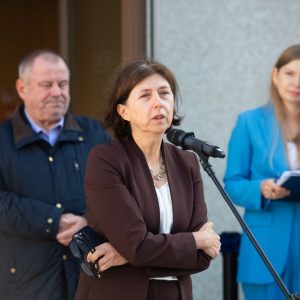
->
[270,44,300,166]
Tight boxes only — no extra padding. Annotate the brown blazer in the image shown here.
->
[75,137,211,300]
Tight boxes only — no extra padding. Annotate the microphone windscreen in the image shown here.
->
[166,129,185,146]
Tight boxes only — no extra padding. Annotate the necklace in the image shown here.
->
[149,160,166,182]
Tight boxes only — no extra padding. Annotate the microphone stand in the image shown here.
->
[194,149,300,300]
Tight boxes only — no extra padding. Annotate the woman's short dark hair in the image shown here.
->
[104,58,183,139]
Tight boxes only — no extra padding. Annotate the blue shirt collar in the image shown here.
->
[24,108,64,145]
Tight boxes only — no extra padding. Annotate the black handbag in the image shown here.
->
[69,226,105,278]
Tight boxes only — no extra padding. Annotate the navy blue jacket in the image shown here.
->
[0,105,110,300]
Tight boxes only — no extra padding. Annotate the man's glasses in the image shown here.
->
[69,227,104,279]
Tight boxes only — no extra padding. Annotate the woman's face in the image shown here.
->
[272,59,300,105]
[117,73,174,137]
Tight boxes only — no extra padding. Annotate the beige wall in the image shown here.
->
[152,1,300,299]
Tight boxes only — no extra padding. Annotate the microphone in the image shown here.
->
[166,128,225,158]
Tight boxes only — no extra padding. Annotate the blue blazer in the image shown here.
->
[224,104,297,284]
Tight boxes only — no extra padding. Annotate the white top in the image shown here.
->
[156,183,173,234]
[286,142,298,170]
[150,183,177,281]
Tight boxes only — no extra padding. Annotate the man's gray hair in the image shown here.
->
[18,49,69,80]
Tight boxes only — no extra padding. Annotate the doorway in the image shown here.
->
[0,0,146,122]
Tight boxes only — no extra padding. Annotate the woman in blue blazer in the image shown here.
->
[224,44,300,300]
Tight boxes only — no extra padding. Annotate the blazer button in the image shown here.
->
[48,156,54,162]
[10,267,17,274]
[47,218,53,224]
[74,162,80,171]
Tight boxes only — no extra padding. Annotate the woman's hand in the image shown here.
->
[192,221,221,259]
[261,179,290,200]
[87,242,128,272]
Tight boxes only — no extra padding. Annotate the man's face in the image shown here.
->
[16,56,70,130]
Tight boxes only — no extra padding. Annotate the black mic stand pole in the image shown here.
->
[194,149,300,300]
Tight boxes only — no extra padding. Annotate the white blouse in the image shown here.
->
[156,183,173,234]
[286,142,298,170]
[150,183,177,281]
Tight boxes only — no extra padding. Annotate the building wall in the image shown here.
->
[152,1,300,299]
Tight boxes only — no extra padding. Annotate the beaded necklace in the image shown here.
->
[149,158,166,182]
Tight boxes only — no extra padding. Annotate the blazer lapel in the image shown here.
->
[123,138,161,233]
[163,143,192,233]
[260,104,288,173]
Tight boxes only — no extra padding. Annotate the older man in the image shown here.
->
[0,50,110,300]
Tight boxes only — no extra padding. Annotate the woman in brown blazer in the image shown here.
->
[75,58,220,300]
